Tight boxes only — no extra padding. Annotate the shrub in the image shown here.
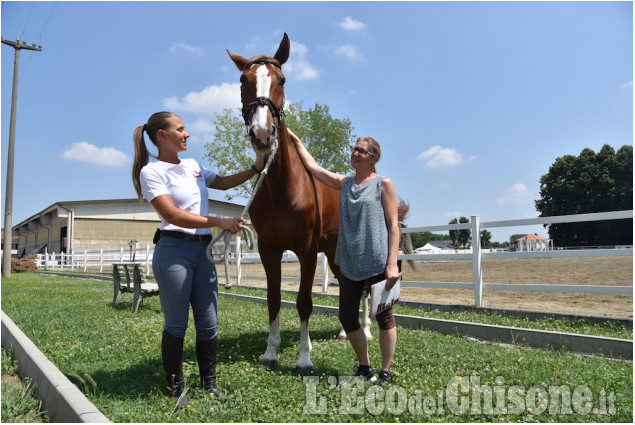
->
[5,258,39,273]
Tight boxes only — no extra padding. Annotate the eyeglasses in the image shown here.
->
[350,146,376,157]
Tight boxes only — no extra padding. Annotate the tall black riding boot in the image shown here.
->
[196,336,221,397]
[161,331,191,406]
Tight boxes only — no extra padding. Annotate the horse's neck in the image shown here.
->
[268,125,300,182]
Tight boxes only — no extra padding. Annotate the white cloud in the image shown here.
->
[445,211,464,218]
[286,60,320,80]
[620,81,633,89]
[417,145,464,168]
[291,41,309,59]
[169,42,203,55]
[61,142,130,167]
[496,183,533,206]
[340,17,367,31]
[335,44,365,61]
[163,83,241,115]
[188,117,215,134]
[286,41,321,80]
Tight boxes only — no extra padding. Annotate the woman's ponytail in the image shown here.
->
[132,111,177,199]
[132,125,150,199]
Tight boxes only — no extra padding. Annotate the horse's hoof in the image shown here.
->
[294,365,313,375]
[260,358,278,368]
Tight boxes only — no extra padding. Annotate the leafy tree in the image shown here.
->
[535,144,633,246]
[204,101,356,200]
[458,216,471,248]
[284,102,355,174]
[410,231,450,249]
[448,218,459,248]
[480,229,492,247]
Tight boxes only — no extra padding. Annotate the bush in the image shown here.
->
[3,258,39,273]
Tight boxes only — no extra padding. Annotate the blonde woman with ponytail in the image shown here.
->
[133,111,264,405]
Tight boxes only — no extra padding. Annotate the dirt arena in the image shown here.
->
[232,256,633,318]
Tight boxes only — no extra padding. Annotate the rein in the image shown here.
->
[205,140,279,288]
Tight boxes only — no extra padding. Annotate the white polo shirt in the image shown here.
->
[140,158,217,235]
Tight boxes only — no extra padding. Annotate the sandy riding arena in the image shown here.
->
[235,257,633,318]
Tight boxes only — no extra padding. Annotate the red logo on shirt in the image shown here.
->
[193,171,202,180]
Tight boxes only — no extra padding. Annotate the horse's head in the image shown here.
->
[227,33,290,154]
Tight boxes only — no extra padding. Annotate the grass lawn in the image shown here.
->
[1,273,632,422]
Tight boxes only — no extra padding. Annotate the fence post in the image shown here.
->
[145,244,151,273]
[99,248,104,273]
[236,236,242,286]
[83,250,88,272]
[320,253,329,293]
[120,247,124,263]
[471,215,483,307]
[43,247,48,270]
[71,252,75,271]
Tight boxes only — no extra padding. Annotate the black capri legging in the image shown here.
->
[338,269,397,333]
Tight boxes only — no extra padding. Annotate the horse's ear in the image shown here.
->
[227,50,250,71]
[273,33,290,66]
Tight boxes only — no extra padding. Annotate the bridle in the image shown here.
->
[240,58,285,131]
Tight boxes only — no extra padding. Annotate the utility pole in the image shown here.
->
[2,37,42,278]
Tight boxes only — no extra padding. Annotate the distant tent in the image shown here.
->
[415,243,441,254]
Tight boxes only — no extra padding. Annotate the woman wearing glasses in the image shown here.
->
[288,130,401,387]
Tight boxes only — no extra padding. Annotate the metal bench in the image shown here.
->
[112,263,160,313]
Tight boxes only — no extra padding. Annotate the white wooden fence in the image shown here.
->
[36,210,633,308]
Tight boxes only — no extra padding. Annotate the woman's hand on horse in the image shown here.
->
[287,128,301,145]
[222,217,246,234]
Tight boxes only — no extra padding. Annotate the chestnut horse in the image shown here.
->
[227,33,342,371]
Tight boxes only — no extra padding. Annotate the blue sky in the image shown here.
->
[1,1,632,243]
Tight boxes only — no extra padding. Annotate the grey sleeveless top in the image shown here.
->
[335,175,388,281]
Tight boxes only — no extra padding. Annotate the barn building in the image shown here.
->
[11,199,248,257]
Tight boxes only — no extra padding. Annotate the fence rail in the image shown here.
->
[35,210,633,308]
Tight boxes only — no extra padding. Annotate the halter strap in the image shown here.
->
[242,96,285,128]
[242,58,281,70]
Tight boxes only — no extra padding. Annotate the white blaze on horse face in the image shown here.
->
[250,65,274,144]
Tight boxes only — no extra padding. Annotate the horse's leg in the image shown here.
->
[260,248,283,368]
[295,248,318,372]
[337,293,373,341]
[361,295,372,340]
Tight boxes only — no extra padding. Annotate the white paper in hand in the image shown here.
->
[369,279,400,317]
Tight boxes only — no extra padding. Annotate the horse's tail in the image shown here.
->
[397,199,417,272]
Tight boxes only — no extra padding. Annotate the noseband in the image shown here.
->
[241,59,285,130]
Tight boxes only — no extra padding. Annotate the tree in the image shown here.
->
[480,229,492,247]
[410,231,450,249]
[458,216,471,248]
[535,144,633,246]
[448,218,459,248]
[205,101,356,200]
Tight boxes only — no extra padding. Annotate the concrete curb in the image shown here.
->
[219,292,633,360]
[1,311,110,423]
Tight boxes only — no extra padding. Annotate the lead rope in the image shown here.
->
[206,140,278,288]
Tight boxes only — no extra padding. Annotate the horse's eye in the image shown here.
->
[279,78,286,87]
[240,75,247,87]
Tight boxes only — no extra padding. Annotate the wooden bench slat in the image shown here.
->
[112,263,160,313]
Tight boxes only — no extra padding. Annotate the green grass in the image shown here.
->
[219,285,633,340]
[1,273,632,422]
[1,348,48,423]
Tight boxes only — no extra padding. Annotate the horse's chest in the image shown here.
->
[249,183,316,231]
